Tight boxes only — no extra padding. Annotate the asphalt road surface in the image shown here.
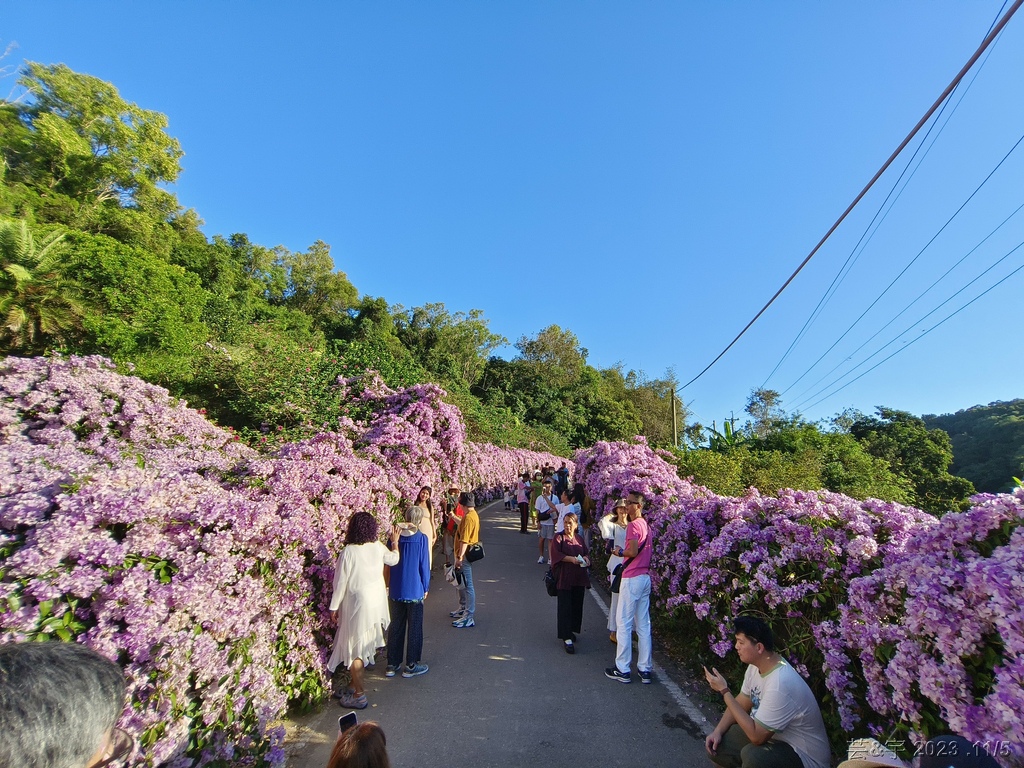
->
[287,500,710,768]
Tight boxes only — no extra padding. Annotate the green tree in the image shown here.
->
[621,369,685,448]
[850,407,975,513]
[9,63,183,217]
[0,218,85,353]
[280,239,357,328]
[925,400,1024,493]
[392,302,506,389]
[744,387,786,438]
[515,325,587,389]
[64,230,209,384]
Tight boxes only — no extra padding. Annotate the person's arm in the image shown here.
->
[454,515,476,566]
[329,552,347,618]
[704,667,774,746]
[419,536,431,597]
[622,521,640,558]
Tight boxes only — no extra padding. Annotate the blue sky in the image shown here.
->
[4,1,1023,433]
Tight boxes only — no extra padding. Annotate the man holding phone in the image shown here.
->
[703,616,829,768]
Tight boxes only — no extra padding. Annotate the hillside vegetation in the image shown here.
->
[924,399,1024,493]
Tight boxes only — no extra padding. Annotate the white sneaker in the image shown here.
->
[537,556,545,564]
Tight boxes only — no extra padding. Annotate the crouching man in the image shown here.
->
[703,616,830,768]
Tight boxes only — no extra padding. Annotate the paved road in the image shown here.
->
[287,501,710,768]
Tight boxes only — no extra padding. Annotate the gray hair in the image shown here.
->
[0,641,126,768]
[405,506,424,526]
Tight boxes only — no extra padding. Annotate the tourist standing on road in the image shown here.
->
[412,485,435,567]
[553,488,582,534]
[451,492,480,628]
[517,471,531,534]
[605,491,653,685]
[535,479,558,564]
[328,512,400,709]
[441,485,462,569]
[528,471,543,527]
[385,507,431,679]
[550,512,591,654]
[555,462,570,496]
[598,498,629,644]
[703,616,830,768]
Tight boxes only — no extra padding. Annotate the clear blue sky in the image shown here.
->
[5,1,1023,432]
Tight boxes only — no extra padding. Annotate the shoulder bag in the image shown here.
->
[610,538,646,594]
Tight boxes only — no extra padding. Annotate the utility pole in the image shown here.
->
[671,389,679,449]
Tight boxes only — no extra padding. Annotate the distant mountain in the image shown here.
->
[923,400,1024,493]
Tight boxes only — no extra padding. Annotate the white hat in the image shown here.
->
[837,739,910,768]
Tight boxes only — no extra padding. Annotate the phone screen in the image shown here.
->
[338,712,358,733]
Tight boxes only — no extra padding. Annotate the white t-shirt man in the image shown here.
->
[535,493,558,539]
[740,661,830,768]
[554,501,582,534]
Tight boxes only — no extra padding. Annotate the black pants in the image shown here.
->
[386,600,424,668]
[518,502,529,532]
[556,587,585,640]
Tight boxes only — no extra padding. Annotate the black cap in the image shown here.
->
[458,491,475,508]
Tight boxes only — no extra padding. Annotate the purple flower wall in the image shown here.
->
[5,356,1018,763]
[0,356,565,767]
[572,439,1023,757]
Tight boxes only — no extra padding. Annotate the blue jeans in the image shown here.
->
[614,574,651,674]
[457,559,475,618]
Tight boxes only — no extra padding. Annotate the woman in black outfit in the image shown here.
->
[549,512,591,654]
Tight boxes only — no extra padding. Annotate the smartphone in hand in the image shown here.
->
[339,712,358,733]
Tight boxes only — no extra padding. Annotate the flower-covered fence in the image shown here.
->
[0,356,564,767]
[572,438,1023,759]
[4,356,1019,764]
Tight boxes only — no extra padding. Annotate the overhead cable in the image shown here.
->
[795,237,1024,411]
[781,130,1024,400]
[681,0,1023,390]
[788,198,1024,406]
[762,26,1002,393]
[801,251,1024,412]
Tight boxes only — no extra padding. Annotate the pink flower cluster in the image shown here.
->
[572,439,1022,750]
[1,356,564,767]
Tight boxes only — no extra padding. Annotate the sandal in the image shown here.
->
[337,691,368,709]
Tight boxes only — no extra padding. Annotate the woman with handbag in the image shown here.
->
[549,512,591,654]
[598,499,629,644]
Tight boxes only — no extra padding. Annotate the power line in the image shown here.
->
[681,0,1024,390]
[788,198,1024,407]
[761,25,1002,392]
[801,252,1024,412]
[795,237,1024,411]
[780,129,1024,401]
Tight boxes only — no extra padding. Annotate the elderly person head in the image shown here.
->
[405,506,424,527]
[0,641,130,768]
[345,511,380,545]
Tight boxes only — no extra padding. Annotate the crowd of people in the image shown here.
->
[0,468,1009,768]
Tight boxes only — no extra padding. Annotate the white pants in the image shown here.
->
[614,574,651,674]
